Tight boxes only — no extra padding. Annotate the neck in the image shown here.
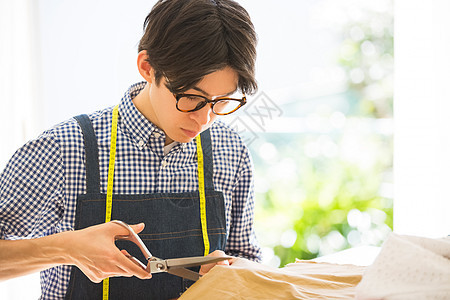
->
[132,83,174,146]
[132,83,152,120]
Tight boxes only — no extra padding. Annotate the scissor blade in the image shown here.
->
[166,256,233,269]
[167,267,201,281]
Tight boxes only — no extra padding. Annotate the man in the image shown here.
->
[0,0,261,299]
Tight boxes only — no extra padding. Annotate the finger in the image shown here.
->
[128,223,145,234]
[111,264,134,278]
[208,250,231,264]
[199,262,216,275]
[107,221,145,237]
[86,264,131,282]
[120,249,147,269]
[199,265,209,276]
[199,250,232,275]
[94,259,146,280]
[209,250,226,257]
[216,259,230,265]
[115,250,152,279]
[121,249,131,256]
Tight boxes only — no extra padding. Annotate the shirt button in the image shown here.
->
[137,140,145,148]
[154,132,161,138]
[161,160,168,168]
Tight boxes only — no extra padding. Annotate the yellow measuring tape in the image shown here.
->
[105,105,119,223]
[103,105,119,300]
[195,135,210,257]
[102,105,209,299]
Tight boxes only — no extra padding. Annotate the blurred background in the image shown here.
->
[224,0,393,267]
[2,0,450,299]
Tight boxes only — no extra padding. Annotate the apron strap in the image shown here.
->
[199,129,214,190]
[74,114,101,194]
[73,113,214,193]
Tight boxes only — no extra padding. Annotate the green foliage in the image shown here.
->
[252,128,392,267]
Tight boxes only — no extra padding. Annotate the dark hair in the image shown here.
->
[138,0,258,95]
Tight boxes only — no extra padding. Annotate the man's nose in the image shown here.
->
[191,104,213,126]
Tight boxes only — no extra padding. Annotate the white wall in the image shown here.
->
[37,0,154,128]
[0,0,42,169]
[394,0,450,237]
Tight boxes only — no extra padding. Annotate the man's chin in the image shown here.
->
[181,128,200,139]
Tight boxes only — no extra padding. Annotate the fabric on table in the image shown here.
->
[179,258,366,299]
[355,233,450,300]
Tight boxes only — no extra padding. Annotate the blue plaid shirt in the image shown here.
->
[0,82,261,299]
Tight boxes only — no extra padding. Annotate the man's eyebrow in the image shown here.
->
[192,86,238,98]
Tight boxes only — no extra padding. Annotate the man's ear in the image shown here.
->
[137,50,154,84]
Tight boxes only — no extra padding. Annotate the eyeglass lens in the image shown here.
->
[177,95,242,114]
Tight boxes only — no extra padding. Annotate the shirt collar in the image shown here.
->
[118,82,162,149]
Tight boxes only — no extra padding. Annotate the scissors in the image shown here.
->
[111,220,232,281]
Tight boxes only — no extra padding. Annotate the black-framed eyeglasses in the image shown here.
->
[174,93,247,115]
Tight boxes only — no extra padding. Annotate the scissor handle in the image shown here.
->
[111,220,153,269]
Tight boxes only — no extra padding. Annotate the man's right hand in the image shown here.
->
[64,221,152,282]
[0,222,152,282]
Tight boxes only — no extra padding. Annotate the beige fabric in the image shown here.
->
[179,258,365,299]
[355,234,450,300]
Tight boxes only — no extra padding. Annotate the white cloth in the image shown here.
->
[355,233,450,299]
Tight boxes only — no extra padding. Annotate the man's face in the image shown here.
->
[147,66,239,144]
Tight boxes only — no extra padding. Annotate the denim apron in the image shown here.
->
[64,113,227,300]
